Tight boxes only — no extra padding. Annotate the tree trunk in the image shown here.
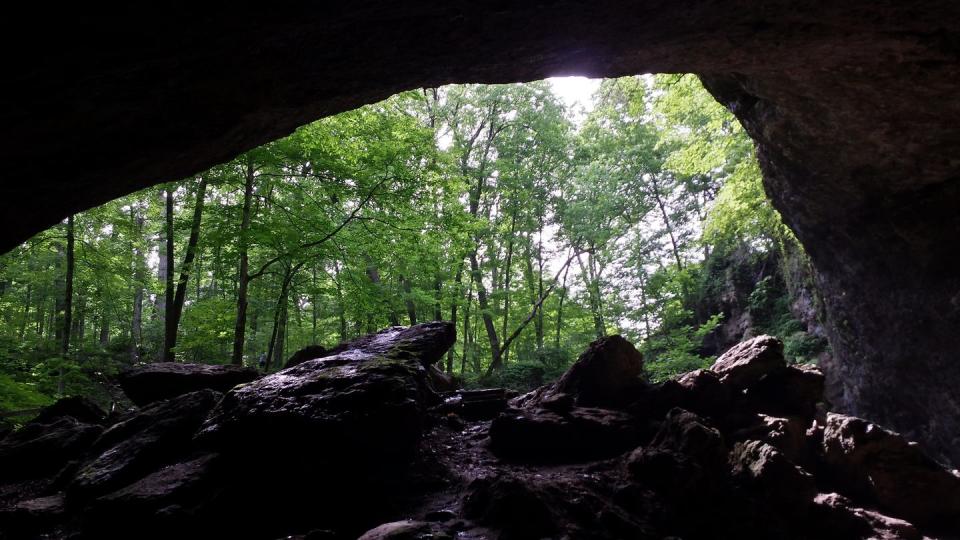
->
[461,272,473,375]
[400,275,417,325]
[62,215,75,357]
[499,211,517,365]
[447,260,464,373]
[232,159,255,365]
[164,178,207,362]
[162,188,175,360]
[130,204,145,363]
[469,251,501,372]
[366,260,399,326]
[99,312,109,347]
[651,175,684,270]
[554,262,570,352]
[265,262,303,371]
[578,251,606,339]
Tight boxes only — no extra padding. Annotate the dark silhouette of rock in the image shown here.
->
[0,417,102,483]
[357,520,448,540]
[821,413,960,530]
[426,365,457,393]
[675,369,730,418]
[4,2,960,467]
[320,322,455,367]
[196,326,453,464]
[464,477,559,539]
[710,335,785,390]
[728,440,816,509]
[731,414,811,465]
[0,493,67,537]
[551,335,645,408]
[70,389,222,500]
[809,493,921,540]
[490,406,639,462]
[284,344,329,369]
[117,363,257,406]
[29,396,107,426]
[5,331,960,539]
[85,453,221,538]
[745,364,825,419]
[440,388,507,421]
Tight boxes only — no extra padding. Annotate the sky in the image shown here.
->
[547,76,601,114]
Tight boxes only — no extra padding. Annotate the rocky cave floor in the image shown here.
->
[1,322,958,540]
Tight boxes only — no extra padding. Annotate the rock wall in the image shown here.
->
[2,1,959,462]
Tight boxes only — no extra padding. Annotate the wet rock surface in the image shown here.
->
[117,362,258,406]
[284,344,329,369]
[2,327,959,539]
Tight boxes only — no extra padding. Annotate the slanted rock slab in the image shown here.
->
[822,412,960,530]
[118,363,258,406]
[710,335,785,391]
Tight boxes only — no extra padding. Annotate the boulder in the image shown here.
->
[647,408,727,468]
[710,335,785,391]
[198,322,456,465]
[809,493,921,540]
[70,389,222,499]
[675,369,730,418]
[357,520,449,540]
[426,364,457,393]
[320,322,456,367]
[118,363,258,406]
[464,477,558,539]
[0,417,102,482]
[822,413,960,529]
[29,396,107,426]
[627,409,728,506]
[732,414,811,465]
[441,388,507,421]
[0,493,67,536]
[85,453,222,538]
[489,406,639,462]
[744,364,824,419]
[728,440,816,509]
[284,344,329,369]
[511,335,646,411]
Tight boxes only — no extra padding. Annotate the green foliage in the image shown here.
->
[0,372,52,411]
[643,313,723,382]
[0,74,820,401]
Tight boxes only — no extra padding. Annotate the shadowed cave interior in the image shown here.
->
[1,3,959,539]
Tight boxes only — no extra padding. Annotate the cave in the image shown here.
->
[6,1,959,466]
[2,3,960,536]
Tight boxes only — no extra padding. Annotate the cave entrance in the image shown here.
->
[3,3,959,466]
[0,74,824,420]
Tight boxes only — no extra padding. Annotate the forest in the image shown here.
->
[0,75,828,411]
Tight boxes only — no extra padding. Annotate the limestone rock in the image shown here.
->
[357,520,449,540]
[552,335,645,408]
[710,335,785,390]
[822,413,960,529]
[85,453,221,538]
[728,440,816,508]
[489,406,639,462]
[0,417,102,482]
[117,363,258,406]
[810,493,921,540]
[198,323,456,466]
[29,396,107,426]
[675,369,730,418]
[744,364,824,419]
[284,344,329,369]
[70,389,222,499]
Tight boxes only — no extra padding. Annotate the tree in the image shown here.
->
[163,178,208,362]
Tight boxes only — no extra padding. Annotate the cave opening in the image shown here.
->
[2,3,960,537]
